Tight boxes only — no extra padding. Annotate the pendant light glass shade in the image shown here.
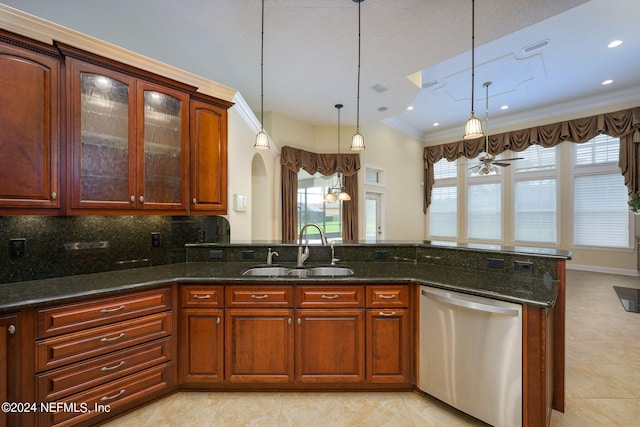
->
[350,0,365,152]
[351,131,365,151]
[463,0,484,141]
[324,190,337,201]
[337,188,351,201]
[463,115,483,140]
[254,0,270,150]
[254,128,269,150]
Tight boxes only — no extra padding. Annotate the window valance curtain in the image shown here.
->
[423,106,640,212]
[281,146,360,242]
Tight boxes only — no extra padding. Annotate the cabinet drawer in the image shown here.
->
[36,288,172,338]
[36,312,172,372]
[181,285,224,307]
[36,337,172,402]
[38,362,171,427]
[366,285,409,308]
[225,285,293,307]
[296,285,364,308]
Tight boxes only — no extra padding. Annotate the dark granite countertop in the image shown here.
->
[0,260,558,313]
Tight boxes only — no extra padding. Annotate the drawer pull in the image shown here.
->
[378,311,397,317]
[251,294,269,299]
[101,360,126,372]
[193,294,212,299]
[378,294,397,299]
[216,317,221,325]
[100,305,126,314]
[100,332,125,342]
[101,389,126,402]
[321,294,339,299]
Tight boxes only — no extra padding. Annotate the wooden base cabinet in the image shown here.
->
[32,288,174,427]
[1,313,20,427]
[179,285,224,384]
[295,310,365,383]
[365,285,411,384]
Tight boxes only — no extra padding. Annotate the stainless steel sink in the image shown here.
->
[241,266,354,277]
[241,266,290,277]
[306,266,354,276]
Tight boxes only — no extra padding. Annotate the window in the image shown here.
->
[572,134,630,248]
[297,169,342,241]
[467,155,501,240]
[429,159,457,238]
[513,145,558,243]
[364,164,385,186]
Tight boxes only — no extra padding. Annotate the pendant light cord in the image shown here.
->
[356,0,361,132]
[470,0,476,117]
[260,0,265,128]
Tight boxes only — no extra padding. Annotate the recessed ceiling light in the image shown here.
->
[602,79,613,85]
[608,40,623,48]
[377,106,388,112]
[407,106,414,111]
[433,122,440,127]
[501,105,509,110]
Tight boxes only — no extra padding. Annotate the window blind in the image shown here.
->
[429,186,457,238]
[574,173,629,248]
[514,179,557,243]
[468,183,501,240]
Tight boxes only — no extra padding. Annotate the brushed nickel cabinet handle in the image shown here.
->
[321,294,339,299]
[8,324,16,334]
[139,195,144,203]
[378,294,397,299]
[101,389,126,401]
[51,192,57,200]
[216,317,221,325]
[100,305,126,313]
[101,360,126,372]
[378,311,397,317]
[251,294,269,299]
[193,294,211,299]
[100,332,125,342]
[130,195,135,202]
[192,198,197,204]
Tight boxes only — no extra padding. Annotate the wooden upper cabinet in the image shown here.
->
[63,46,192,214]
[190,97,229,214]
[0,32,60,211]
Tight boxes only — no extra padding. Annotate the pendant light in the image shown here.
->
[254,0,270,150]
[478,81,499,175]
[350,0,366,151]
[324,104,351,201]
[463,0,483,140]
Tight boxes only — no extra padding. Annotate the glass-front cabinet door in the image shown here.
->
[137,82,189,210]
[68,58,188,212]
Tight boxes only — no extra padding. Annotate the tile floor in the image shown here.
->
[102,270,640,427]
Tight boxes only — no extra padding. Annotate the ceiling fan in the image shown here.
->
[469,82,522,175]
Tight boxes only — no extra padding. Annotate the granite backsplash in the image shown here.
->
[0,215,229,284]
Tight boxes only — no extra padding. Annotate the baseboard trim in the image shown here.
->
[566,263,640,277]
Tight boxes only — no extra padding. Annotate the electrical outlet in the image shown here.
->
[375,250,390,260]
[486,258,505,269]
[10,238,26,257]
[198,230,206,243]
[151,232,161,248]
[242,250,255,260]
[514,260,534,273]
[209,249,224,259]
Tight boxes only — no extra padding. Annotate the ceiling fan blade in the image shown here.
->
[468,164,481,172]
[492,162,512,167]
[497,157,524,162]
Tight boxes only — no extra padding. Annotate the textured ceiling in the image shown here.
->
[3,0,639,143]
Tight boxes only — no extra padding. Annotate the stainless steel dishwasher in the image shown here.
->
[418,286,522,427]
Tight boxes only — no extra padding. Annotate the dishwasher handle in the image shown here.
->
[421,289,520,316]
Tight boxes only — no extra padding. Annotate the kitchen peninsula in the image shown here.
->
[0,241,569,427]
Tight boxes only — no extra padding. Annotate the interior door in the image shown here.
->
[365,192,383,242]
